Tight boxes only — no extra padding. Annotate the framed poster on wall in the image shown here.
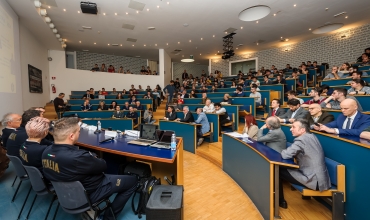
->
[28,64,43,93]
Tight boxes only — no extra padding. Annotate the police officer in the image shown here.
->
[42,117,137,220]
[7,110,51,158]
[19,116,51,173]
[126,106,138,125]
[112,106,124,118]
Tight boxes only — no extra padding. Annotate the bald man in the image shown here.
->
[315,99,370,136]
[306,103,334,129]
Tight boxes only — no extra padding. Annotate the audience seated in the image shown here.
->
[242,115,258,140]
[164,106,177,121]
[108,101,118,111]
[270,99,285,117]
[279,119,331,209]
[346,71,368,85]
[189,90,197,98]
[320,88,363,112]
[118,66,124,73]
[250,77,261,86]
[278,99,309,123]
[221,94,232,105]
[97,101,107,111]
[320,84,333,96]
[347,79,370,95]
[98,90,105,99]
[134,101,143,111]
[262,75,273,85]
[230,81,237,88]
[1,113,22,148]
[42,117,137,220]
[214,103,231,125]
[175,106,194,123]
[19,117,51,173]
[306,103,334,129]
[286,90,304,104]
[219,81,227,88]
[115,93,123,99]
[81,100,92,111]
[315,99,370,136]
[249,86,262,106]
[210,85,217,93]
[129,95,138,104]
[108,65,115,73]
[257,116,287,153]
[193,108,210,146]
[323,66,343,80]
[100,63,106,72]
[83,90,94,99]
[101,88,108,96]
[203,99,215,113]
[234,87,245,97]
[356,48,370,63]
[91,64,99,72]
[144,108,155,124]
[126,106,138,124]
[359,54,370,66]
[112,106,124,118]
[301,88,326,107]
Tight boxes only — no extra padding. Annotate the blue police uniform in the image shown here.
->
[42,144,137,220]
[126,111,138,124]
[19,141,48,173]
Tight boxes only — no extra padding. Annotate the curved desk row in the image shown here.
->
[222,134,297,220]
[76,129,184,185]
[255,119,370,220]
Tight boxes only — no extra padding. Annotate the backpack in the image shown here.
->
[123,162,161,219]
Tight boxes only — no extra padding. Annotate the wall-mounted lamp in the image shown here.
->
[341,35,347,38]
[285,49,289,52]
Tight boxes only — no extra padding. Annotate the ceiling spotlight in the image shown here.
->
[189,40,191,42]
[166,43,168,45]
[45,17,51,22]
[79,41,81,43]
[144,44,146,46]
[241,27,243,29]
[147,9,149,11]
[325,8,329,11]
[256,20,259,23]
[201,38,203,40]
[120,44,122,46]
[136,11,139,13]
[55,34,60,38]
[115,13,117,15]
[58,38,63,42]
[49,23,54,28]
[78,11,80,13]
[236,48,238,49]
[157,6,159,8]
[155,44,157,46]
[52,28,58,33]
[309,28,311,30]
[167,2,169,4]
[63,9,66,12]
[126,12,128,15]
[345,16,348,18]
[48,6,50,9]
[213,35,215,37]
[238,5,271,21]
[62,44,67,48]
[281,36,283,39]
[178,42,180,44]
[273,13,276,16]
[200,54,201,55]
[34,1,41,8]
[94,42,96,44]
[225,32,227,34]
[285,39,289,41]
[132,45,134,46]
[103,13,106,15]
[294,4,296,7]
[40,9,47,16]
[108,44,110,45]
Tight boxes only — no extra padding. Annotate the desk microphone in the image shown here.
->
[99,137,114,144]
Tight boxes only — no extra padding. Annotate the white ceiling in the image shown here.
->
[7,0,370,65]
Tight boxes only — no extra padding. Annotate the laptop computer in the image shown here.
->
[128,124,158,146]
[151,130,174,149]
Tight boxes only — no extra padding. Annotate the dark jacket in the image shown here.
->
[325,111,370,136]
[42,144,106,194]
[20,141,49,173]
[269,108,286,117]
[306,111,334,127]
[1,128,15,149]
[180,112,195,123]
[126,111,139,124]
[165,111,177,121]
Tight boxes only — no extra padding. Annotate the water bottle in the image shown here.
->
[97,120,101,131]
[171,133,176,151]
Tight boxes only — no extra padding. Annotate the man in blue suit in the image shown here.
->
[315,99,370,136]
[193,108,210,146]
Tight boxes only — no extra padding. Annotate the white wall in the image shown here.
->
[19,23,50,109]
[162,49,172,85]
[48,50,165,100]
[0,0,23,116]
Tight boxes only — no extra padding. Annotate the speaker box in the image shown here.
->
[80,2,98,14]
[146,185,183,220]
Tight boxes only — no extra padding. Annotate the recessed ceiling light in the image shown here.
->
[144,44,146,46]
[132,45,134,46]
[115,13,117,15]
[136,11,139,13]
[183,23,189,27]
[166,43,168,45]
[257,43,259,45]
[201,38,203,40]
[236,48,238,49]
[63,9,66,11]
[126,12,128,15]
[157,5,159,8]
[273,13,276,16]
[213,35,215,37]
[312,23,344,34]
[155,44,157,46]
[178,42,180,44]
[345,16,348,18]
[167,2,169,4]
[241,27,243,29]
[147,9,149,11]
[225,32,227,34]
[238,5,271,21]
[325,8,329,11]
[256,20,259,23]
[108,44,110,45]
[94,43,96,44]
[78,11,80,13]
[214,54,216,55]
[79,41,81,43]
[309,28,311,30]
[285,39,289,41]
[48,6,50,9]
[103,13,106,15]
[200,53,202,55]
[189,40,191,42]
[294,4,297,7]
[218,51,219,53]
[120,44,122,46]
[281,36,283,38]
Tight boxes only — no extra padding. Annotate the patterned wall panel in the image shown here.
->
[76,51,147,74]
[211,23,370,75]
[173,62,209,79]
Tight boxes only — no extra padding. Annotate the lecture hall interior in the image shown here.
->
[1,0,370,219]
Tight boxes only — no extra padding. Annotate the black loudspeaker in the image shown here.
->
[146,185,183,220]
[80,2,98,14]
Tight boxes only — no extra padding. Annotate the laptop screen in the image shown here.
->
[140,124,158,140]
[159,131,174,143]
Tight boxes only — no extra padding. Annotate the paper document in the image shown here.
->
[105,131,116,137]
[225,132,244,137]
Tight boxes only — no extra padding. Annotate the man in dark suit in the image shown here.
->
[278,99,309,123]
[270,99,285,117]
[126,106,139,125]
[181,70,188,81]
[175,106,194,123]
[180,90,189,99]
[315,99,370,136]
[306,103,334,128]
[164,106,177,121]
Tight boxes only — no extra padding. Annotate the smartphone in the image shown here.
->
[314,123,320,126]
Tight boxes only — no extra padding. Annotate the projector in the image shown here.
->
[80,2,98,14]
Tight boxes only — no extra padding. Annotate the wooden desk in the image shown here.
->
[222,134,297,220]
[159,120,197,153]
[76,129,184,185]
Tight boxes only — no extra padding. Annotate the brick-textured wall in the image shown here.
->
[211,23,370,75]
[173,62,209,80]
[76,51,147,74]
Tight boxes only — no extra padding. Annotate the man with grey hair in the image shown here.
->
[175,106,194,123]
[257,116,287,153]
[1,113,22,148]
[279,119,331,209]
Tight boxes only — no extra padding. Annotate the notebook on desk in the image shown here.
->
[151,130,174,149]
[128,124,158,146]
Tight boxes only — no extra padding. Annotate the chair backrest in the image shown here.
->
[50,181,90,210]
[7,154,28,178]
[209,122,214,132]
[23,166,48,194]
[325,157,341,187]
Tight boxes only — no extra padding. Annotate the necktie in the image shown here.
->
[272,109,276,116]
[184,113,186,119]
[345,118,351,129]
